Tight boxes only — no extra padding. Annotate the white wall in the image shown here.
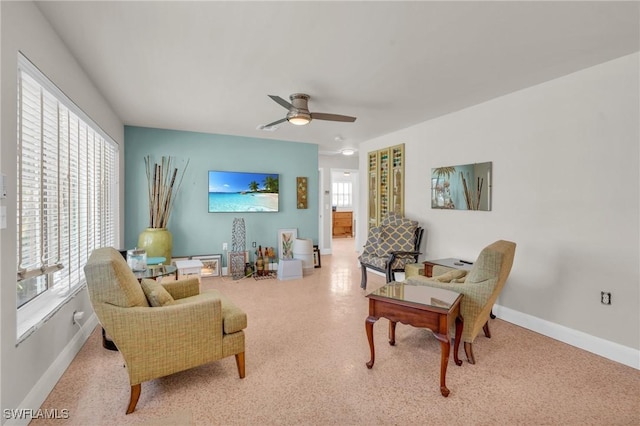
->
[359,54,639,358]
[0,1,124,420]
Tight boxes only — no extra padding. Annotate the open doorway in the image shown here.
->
[318,155,359,256]
[330,168,358,250]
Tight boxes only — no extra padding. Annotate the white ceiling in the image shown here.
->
[35,1,639,157]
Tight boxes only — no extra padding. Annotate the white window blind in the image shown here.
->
[17,53,118,317]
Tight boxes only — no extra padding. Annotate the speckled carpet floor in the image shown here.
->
[31,238,639,425]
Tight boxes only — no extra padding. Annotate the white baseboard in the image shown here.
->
[5,314,99,426]
[494,304,639,370]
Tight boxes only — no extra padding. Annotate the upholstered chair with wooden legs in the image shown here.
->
[406,240,516,364]
[84,247,246,414]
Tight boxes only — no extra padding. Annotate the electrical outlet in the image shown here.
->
[252,242,256,248]
[222,242,228,251]
[601,291,612,305]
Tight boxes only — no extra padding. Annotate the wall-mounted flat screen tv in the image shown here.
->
[208,171,279,212]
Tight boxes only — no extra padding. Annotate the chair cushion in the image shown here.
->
[375,215,418,257]
[140,279,176,307]
[174,289,247,334]
[358,252,387,270]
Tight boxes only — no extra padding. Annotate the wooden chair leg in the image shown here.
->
[464,342,476,365]
[483,321,491,338]
[126,384,141,414]
[235,352,246,379]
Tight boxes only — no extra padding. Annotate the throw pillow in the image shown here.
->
[381,212,403,227]
[362,226,382,254]
[140,279,175,307]
[374,216,418,257]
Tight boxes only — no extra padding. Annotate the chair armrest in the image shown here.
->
[406,275,495,314]
[162,277,200,299]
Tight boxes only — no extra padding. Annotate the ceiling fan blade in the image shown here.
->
[262,117,287,128]
[310,112,357,123]
[268,95,293,110]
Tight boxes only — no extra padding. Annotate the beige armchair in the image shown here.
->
[83,247,246,414]
[406,240,516,364]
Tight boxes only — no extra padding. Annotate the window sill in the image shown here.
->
[17,284,85,345]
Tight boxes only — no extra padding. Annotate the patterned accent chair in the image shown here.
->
[83,247,247,414]
[406,240,516,364]
[358,212,424,289]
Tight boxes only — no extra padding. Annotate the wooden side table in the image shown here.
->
[423,258,473,277]
[365,282,463,397]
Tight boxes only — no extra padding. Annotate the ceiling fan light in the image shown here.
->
[341,149,355,156]
[288,116,310,125]
[287,111,311,125]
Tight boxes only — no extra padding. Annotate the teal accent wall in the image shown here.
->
[124,126,319,261]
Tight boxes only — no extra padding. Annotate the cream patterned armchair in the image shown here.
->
[359,212,423,289]
[406,240,516,364]
[84,247,246,414]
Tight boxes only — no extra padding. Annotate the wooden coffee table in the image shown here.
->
[365,282,463,397]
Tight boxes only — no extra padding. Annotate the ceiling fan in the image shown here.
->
[263,93,357,128]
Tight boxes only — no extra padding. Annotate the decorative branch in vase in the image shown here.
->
[144,156,189,228]
[138,156,189,264]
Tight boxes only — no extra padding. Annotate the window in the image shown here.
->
[16,54,118,337]
[332,181,352,208]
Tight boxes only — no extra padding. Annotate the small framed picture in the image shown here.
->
[226,251,249,271]
[191,254,222,277]
[313,245,321,268]
[226,251,249,278]
[277,228,297,260]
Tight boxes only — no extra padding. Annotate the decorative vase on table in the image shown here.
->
[140,155,189,267]
[138,227,172,265]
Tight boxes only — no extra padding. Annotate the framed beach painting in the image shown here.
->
[208,170,279,212]
[277,228,297,260]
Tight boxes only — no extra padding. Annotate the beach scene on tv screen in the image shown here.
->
[208,171,279,212]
